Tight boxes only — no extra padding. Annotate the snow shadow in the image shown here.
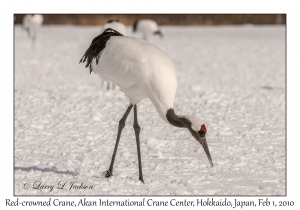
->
[261,86,274,90]
[14,166,78,176]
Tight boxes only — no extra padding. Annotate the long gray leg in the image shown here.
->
[133,105,144,183]
[105,104,133,178]
[107,82,110,90]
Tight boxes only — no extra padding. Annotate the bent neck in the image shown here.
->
[166,108,191,128]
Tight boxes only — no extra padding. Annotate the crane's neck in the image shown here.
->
[166,108,191,128]
[148,95,190,128]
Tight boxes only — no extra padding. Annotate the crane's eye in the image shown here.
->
[198,130,205,137]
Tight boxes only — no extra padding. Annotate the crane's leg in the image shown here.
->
[31,35,36,50]
[101,79,104,88]
[133,105,144,183]
[105,104,133,178]
[107,82,110,90]
[25,28,30,38]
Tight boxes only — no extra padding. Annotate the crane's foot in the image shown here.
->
[139,177,144,183]
[104,170,112,178]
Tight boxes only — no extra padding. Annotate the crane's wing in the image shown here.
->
[80,28,124,73]
[91,36,153,88]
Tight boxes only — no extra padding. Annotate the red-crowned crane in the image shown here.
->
[22,15,31,36]
[133,19,163,40]
[79,28,212,183]
[22,14,43,48]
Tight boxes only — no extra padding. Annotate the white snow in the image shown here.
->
[14,25,285,195]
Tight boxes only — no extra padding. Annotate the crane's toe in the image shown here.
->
[104,170,112,178]
[139,177,145,183]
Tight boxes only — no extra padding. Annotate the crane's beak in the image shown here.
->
[198,136,213,167]
[188,129,213,167]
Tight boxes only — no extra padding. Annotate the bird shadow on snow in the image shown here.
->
[261,86,274,90]
[14,166,78,176]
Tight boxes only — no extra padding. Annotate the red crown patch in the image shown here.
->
[200,124,207,133]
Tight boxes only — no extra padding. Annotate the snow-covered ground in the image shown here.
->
[14,25,285,195]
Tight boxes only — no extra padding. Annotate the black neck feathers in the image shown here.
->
[166,108,191,128]
[79,28,123,73]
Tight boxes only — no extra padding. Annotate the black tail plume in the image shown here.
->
[79,28,123,74]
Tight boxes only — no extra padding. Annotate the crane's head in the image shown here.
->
[184,115,213,167]
[166,109,213,167]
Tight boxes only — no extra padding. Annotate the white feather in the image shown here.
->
[22,15,43,38]
[22,15,31,29]
[134,19,162,40]
[135,19,158,35]
[92,36,177,123]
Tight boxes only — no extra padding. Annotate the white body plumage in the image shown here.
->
[22,14,43,39]
[133,19,163,40]
[22,15,31,30]
[135,19,158,35]
[91,36,177,123]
